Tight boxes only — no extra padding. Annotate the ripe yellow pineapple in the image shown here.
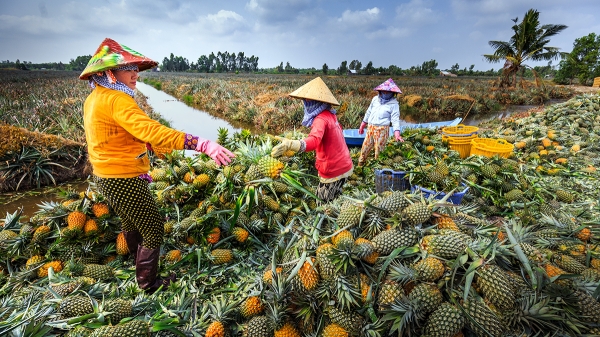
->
[38,261,63,278]
[240,296,264,319]
[91,202,110,218]
[274,322,301,337]
[322,323,348,337]
[26,255,45,269]
[165,249,182,263]
[193,173,210,188]
[262,267,283,284]
[332,230,354,248]
[207,227,221,244]
[296,258,319,291]
[83,219,99,236]
[116,232,129,255]
[231,227,249,243]
[257,155,284,179]
[433,215,460,231]
[211,249,233,265]
[33,225,51,241]
[67,211,87,231]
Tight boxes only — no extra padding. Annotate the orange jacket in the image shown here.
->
[84,86,186,178]
[304,111,353,179]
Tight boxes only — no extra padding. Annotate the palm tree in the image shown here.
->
[484,9,567,88]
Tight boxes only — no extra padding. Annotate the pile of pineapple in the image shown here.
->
[0,94,599,336]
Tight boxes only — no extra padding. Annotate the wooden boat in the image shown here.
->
[343,117,463,147]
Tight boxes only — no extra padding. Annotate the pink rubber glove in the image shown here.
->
[195,138,235,166]
[394,130,404,142]
[358,122,367,135]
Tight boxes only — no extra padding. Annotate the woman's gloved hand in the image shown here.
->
[196,138,235,166]
[394,130,404,142]
[358,122,368,135]
[271,137,302,157]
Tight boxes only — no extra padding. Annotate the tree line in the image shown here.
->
[161,51,259,73]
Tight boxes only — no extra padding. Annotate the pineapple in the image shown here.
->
[59,295,94,318]
[83,219,99,236]
[67,210,87,231]
[91,202,110,218]
[553,254,586,274]
[26,255,45,269]
[421,302,465,337]
[240,296,264,318]
[193,173,210,188]
[420,235,467,259]
[402,201,432,226]
[433,215,460,231]
[336,201,363,228]
[504,189,523,202]
[327,306,364,334]
[574,290,600,323]
[231,227,249,243]
[293,258,319,291]
[377,279,404,311]
[274,322,301,337]
[245,315,272,337]
[245,164,263,182]
[104,298,133,324]
[316,243,336,280]
[406,283,443,314]
[262,267,283,284]
[164,249,182,263]
[556,190,574,203]
[207,227,221,244]
[262,195,280,212]
[211,249,233,265]
[32,225,51,241]
[376,191,409,215]
[82,264,114,280]
[116,232,129,255]
[38,260,63,278]
[462,297,503,337]
[272,181,289,194]
[89,320,150,337]
[413,257,445,282]
[331,230,354,248]
[206,297,237,337]
[322,323,348,337]
[371,227,418,255]
[0,228,18,241]
[476,264,515,311]
[257,156,284,179]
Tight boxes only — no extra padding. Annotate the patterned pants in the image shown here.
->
[358,125,389,166]
[93,175,164,249]
[316,178,347,203]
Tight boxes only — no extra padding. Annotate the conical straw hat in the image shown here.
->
[79,38,158,80]
[374,78,402,93]
[289,77,340,106]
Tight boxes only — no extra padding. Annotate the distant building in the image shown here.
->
[348,69,358,75]
[440,71,457,77]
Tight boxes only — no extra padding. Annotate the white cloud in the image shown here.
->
[396,0,438,24]
[190,10,250,36]
[337,7,380,27]
[245,0,313,23]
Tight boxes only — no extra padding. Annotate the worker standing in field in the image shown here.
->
[357,78,404,167]
[271,77,353,202]
[79,38,234,293]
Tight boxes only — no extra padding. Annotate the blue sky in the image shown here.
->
[0,0,598,71]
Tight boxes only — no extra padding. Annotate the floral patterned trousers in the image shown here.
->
[358,125,388,166]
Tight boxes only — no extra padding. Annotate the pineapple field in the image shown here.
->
[1,92,600,336]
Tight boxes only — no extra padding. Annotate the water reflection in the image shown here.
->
[136,82,244,156]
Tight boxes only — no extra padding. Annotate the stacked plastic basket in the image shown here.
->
[470,138,514,158]
[441,124,479,159]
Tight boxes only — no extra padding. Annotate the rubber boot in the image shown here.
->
[136,245,176,293]
[122,231,143,263]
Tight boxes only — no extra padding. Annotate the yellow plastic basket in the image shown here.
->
[470,138,514,158]
[443,134,478,158]
[442,124,479,137]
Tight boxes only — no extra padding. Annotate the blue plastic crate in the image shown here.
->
[410,184,469,204]
[375,169,409,194]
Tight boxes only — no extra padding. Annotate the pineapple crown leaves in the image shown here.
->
[503,221,539,290]
[380,296,426,337]
[387,261,417,285]
[1,209,23,231]
[206,295,242,323]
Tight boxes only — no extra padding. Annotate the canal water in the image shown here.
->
[0,83,245,219]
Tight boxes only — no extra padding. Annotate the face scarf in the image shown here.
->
[89,64,138,97]
[379,91,395,105]
[301,99,335,127]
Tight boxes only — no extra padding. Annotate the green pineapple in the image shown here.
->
[262,195,280,212]
[556,190,574,203]
[245,315,272,337]
[89,320,150,337]
[316,243,336,280]
[420,235,467,259]
[421,302,464,337]
[245,164,263,182]
[504,189,524,202]
[553,254,586,274]
[463,297,503,337]
[59,295,94,318]
[574,290,600,323]
[402,201,432,226]
[407,283,443,314]
[104,298,133,324]
[476,264,515,311]
[327,306,364,334]
[376,191,408,216]
[371,227,418,255]
[337,201,363,228]
[377,279,404,311]
[82,264,114,280]
[480,163,500,179]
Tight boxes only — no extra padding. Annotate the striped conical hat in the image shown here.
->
[289,77,340,106]
[374,78,402,93]
[79,38,158,80]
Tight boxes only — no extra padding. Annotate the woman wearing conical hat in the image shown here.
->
[271,77,353,202]
[80,38,234,293]
[357,78,404,167]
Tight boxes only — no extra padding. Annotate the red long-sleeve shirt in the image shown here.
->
[304,111,353,179]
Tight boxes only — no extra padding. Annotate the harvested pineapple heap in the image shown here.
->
[0,95,599,336]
